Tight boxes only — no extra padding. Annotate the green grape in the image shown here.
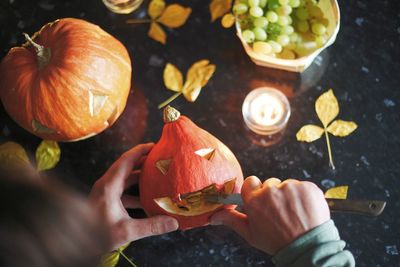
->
[268,0,280,10]
[315,35,327,47]
[295,41,317,57]
[253,27,267,41]
[268,40,283,53]
[282,25,294,35]
[253,41,273,54]
[266,23,282,39]
[287,15,293,24]
[286,42,297,50]
[277,5,292,16]
[248,0,260,7]
[311,23,327,35]
[296,20,309,33]
[279,48,296,59]
[278,16,290,26]
[254,17,269,29]
[277,34,290,46]
[295,7,309,20]
[259,0,268,8]
[266,11,279,22]
[242,29,255,43]
[279,0,289,4]
[308,5,323,18]
[289,32,300,42]
[233,3,249,15]
[288,0,300,8]
[249,6,263,17]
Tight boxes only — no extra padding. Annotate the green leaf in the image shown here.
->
[35,140,61,171]
[100,244,131,267]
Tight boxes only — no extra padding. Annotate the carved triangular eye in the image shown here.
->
[155,159,172,175]
[195,148,215,161]
[89,91,108,117]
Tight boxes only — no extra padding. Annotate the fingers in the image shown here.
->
[262,178,281,188]
[210,209,250,241]
[104,143,154,192]
[121,195,142,209]
[241,176,262,202]
[122,216,179,241]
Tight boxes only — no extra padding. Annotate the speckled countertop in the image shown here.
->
[0,0,399,266]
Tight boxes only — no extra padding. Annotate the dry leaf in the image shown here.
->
[35,140,60,171]
[157,4,192,28]
[210,0,232,22]
[296,125,324,142]
[182,61,216,102]
[100,243,130,267]
[327,120,358,137]
[0,142,30,171]
[148,22,167,44]
[221,13,235,28]
[324,186,348,199]
[148,0,166,19]
[297,89,358,170]
[315,89,339,127]
[163,63,183,92]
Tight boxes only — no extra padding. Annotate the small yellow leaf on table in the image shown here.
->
[324,186,348,199]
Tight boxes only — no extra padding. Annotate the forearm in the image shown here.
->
[272,220,355,267]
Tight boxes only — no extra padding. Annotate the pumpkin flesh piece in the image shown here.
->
[153,178,236,216]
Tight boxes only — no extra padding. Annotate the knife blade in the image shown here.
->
[204,193,386,217]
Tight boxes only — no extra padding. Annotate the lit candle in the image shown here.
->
[242,87,290,135]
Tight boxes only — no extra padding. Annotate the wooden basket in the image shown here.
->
[236,0,340,73]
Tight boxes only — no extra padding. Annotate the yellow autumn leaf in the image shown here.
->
[163,63,183,92]
[296,124,324,142]
[221,13,235,28]
[0,142,30,171]
[327,120,358,137]
[182,60,216,102]
[210,0,232,22]
[100,243,130,267]
[315,89,339,127]
[148,0,166,19]
[35,140,60,171]
[157,4,192,28]
[324,186,348,199]
[148,22,166,44]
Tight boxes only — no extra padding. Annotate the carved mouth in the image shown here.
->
[153,178,236,216]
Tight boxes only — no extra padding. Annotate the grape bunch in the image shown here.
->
[233,0,329,59]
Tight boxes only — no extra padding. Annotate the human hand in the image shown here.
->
[89,143,179,250]
[211,176,330,254]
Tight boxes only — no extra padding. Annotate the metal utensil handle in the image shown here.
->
[326,199,386,216]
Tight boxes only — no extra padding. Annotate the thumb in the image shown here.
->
[121,215,179,242]
[211,209,250,241]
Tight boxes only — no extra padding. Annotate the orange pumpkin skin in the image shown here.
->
[140,107,244,230]
[0,18,132,141]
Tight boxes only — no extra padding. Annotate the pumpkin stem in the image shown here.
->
[23,33,51,70]
[163,106,180,123]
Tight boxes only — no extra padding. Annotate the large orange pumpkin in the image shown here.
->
[0,18,132,141]
[140,106,244,230]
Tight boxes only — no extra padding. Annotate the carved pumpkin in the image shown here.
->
[140,106,244,230]
[0,18,132,141]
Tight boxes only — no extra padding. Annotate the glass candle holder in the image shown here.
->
[242,87,291,136]
[102,0,144,14]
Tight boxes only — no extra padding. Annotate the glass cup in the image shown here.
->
[102,0,144,14]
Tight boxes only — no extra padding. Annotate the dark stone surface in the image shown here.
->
[1,0,399,266]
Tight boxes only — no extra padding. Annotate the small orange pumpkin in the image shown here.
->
[140,106,244,230]
[0,18,132,141]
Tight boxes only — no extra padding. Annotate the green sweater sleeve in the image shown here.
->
[271,220,355,267]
